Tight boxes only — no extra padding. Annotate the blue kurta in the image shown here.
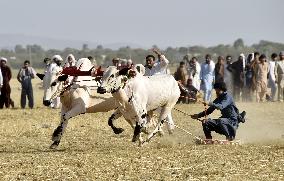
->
[197,92,240,140]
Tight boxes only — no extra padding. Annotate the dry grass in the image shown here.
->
[0,78,283,180]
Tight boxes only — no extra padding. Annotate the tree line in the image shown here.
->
[1,38,284,69]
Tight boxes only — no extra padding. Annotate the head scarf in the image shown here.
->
[64,54,76,67]
[0,57,7,63]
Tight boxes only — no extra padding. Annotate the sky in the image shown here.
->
[0,0,283,48]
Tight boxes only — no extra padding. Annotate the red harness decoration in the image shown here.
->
[61,66,104,77]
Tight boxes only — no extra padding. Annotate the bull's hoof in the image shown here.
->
[50,141,60,149]
[113,128,124,134]
[132,124,142,142]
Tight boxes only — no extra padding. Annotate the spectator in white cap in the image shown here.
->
[0,57,14,108]
[48,55,63,108]
[52,55,63,67]
[63,54,77,85]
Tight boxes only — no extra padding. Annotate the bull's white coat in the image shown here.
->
[100,66,180,143]
[43,58,117,148]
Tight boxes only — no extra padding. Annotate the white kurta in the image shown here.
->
[200,60,215,102]
[268,61,276,85]
[188,62,201,90]
[47,63,62,108]
[144,55,169,76]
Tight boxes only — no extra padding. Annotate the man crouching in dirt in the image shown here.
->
[191,82,246,142]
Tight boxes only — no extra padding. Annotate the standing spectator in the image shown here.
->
[200,54,215,102]
[63,54,76,68]
[49,55,63,108]
[0,68,2,96]
[120,59,128,69]
[63,54,77,85]
[215,56,225,83]
[268,53,278,101]
[243,53,254,102]
[112,58,120,68]
[17,60,37,109]
[43,58,51,73]
[174,61,188,103]
[187,57,201,90]
[224,55,234,95]
[251,52,260,92]
[0,57,12,108]
[127,59,133,69]
[255,54,269,102]
[275,51,284,102]
[231,54,245,101]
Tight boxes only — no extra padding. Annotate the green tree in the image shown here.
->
[233,38,245,49]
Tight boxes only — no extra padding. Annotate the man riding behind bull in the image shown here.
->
[144,49,170,76]
[191,82,246,142]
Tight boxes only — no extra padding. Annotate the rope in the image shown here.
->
[171,107,204,141]
[173,107,192,117]
[173,107,204,122]
[163,119,203,141]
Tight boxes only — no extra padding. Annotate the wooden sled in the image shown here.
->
[195,139,241,145]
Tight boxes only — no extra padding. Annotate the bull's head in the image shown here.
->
[97,66,130,94]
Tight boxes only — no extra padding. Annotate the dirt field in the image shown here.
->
[0,78,283,180]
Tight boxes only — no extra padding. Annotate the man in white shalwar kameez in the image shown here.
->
[200,54,215,102]
[187,57,201,90]
[268,53,277,101]
[49,55,63,108]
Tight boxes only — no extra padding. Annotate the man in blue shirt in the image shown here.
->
[191,82,246,141]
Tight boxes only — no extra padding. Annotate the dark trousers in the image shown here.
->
[0,94,10,108]
[21,87,34,109]
[202,118,237,141]
[0,86,11,108]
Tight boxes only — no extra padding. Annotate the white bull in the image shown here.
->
[97,66,180,145]
[40,58,119,148]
